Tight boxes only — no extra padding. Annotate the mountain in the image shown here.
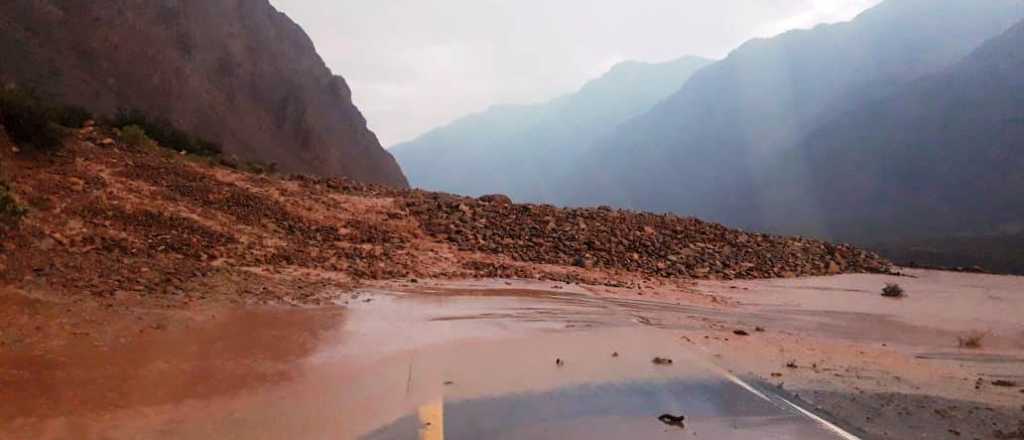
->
[0,0,407,187]
[567,0,1024,221]
[391,56,712,201]
[770,18,1024,251]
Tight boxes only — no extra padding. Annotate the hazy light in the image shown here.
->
[270,0,882,147]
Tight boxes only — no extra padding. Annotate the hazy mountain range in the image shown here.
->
[771,16,1024,272]
[569,0,1023,218]
[391,56,711,201]
[397,0,1024,271]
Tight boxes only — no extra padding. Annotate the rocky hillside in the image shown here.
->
[773,18,1024,244]
[392,56,711,202]
[0,126,889,305]
[0,0,407,187]
[750,18,1024,273]
[564,0,1024,220]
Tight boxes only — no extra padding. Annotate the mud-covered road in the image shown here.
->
[2,269,1022,439]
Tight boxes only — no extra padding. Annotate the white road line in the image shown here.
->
[711,365,863,440]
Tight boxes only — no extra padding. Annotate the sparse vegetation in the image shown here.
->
[118,125,155,148]
[0,180,26,225]
[110,108,221,157]
[881,283,905,298]
[0,87,64,150]
[0,86,95,150]
[957,331,989,349]
[218,155,279,175]
[52,104,92,129]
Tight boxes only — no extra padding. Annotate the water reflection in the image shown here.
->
[365,379,842,440]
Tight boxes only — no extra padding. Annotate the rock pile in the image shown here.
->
[0,128,891,307]
[405,194,890,280]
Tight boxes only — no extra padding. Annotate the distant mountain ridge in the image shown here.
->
[566,0,1024,220]
[0,0,407,187]
[769,17,1024,246]
[391,56,712,201]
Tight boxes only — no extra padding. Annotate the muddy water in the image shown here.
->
[3,289,851,439]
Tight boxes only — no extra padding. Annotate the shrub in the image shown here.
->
[52,104,92,128]
[0,180,26,225]
[110,109,221,157]
[957,331,988,349]
[881,283,905,298]
[242,160,278,175]
[119,125,154,148]
[0,87,63,150]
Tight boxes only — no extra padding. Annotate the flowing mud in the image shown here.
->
[2,269,1022,439]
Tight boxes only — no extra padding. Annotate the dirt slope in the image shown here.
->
[0,127,890,306]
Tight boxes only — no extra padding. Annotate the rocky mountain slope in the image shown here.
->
[391,56,711,201]
[0,0,407,187]
[565,0,1024,221]
[0,126,889,305]
[764,18,1024,269]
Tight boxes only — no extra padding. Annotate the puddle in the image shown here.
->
[2,289,853,439]
[365,379,842,439]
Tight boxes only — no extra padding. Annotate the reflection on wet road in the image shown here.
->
[335,290,855,439]
[367,379,843,439]
[2,288,858,439]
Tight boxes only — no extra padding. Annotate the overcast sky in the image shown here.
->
[269,0,882,147]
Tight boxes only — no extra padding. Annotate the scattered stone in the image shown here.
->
[611,352,619,357]
[404,192,892,282]
[658,414,686,428]
[881,283,905,298]
[733,329,750,336]
[478,194,512,205]
[555,358,564,367]
[786,360,798,369]
[755,326,766,332]
[652,357,673,365]
[992,380,1017,387]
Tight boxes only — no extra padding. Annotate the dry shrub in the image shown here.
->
[957,330,989,349]
[881,283,905,298]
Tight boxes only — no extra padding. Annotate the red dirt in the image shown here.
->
[0,125,891,307]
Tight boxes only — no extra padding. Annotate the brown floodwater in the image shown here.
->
[2,288,859,439]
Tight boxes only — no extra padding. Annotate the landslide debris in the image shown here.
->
[404,194,889,280]
[0,124,891,306]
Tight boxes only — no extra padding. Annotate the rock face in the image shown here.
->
[0,0,408,187]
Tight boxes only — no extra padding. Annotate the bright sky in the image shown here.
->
[269,0,882,147]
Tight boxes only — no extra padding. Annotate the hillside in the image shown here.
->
[0,125,889,305]
[565,0,1024,221]
[392,56,711,202]
[0,0,407,187]
[764,18,1024,270]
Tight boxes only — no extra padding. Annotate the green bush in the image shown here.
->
[52,104,92,128]
[111,109,221,157]
[119,124,154,148]
[0,180,26,224]
[0,87,63,150]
